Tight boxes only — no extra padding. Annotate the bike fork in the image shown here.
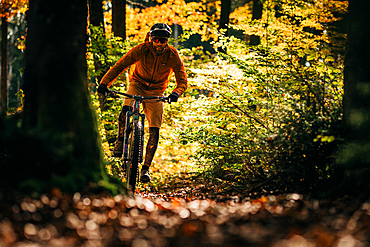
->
[123,111,133,163]
[139,114,145,163]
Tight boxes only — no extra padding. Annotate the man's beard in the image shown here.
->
[155,46,166,54]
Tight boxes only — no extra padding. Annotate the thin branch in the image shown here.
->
[127,0,148,8]
[219,93,270,130]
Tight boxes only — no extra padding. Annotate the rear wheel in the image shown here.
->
[125,120,142,193]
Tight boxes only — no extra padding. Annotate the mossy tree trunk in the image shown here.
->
[337,0,370,195]
[17,0,120,193]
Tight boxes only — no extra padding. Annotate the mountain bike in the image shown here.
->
[107,89,169,193]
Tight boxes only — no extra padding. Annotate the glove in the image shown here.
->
[168,92,179,104]
[97,84,109,94]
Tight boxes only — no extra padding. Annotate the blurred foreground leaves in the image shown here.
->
[1,187,370,247]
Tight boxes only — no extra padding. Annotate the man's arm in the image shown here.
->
[99,45,141,87]
[172,57,188,96]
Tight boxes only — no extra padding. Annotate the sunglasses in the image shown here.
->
[152,37,168,44]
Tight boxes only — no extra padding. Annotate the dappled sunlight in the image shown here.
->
[90,0,347,196]
[3,0,370,245]
[137,107,200,192]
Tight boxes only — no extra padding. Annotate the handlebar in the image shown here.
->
[106,89,170,103]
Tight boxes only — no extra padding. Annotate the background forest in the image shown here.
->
[3,1,370,246]
[0,0,367,197]
[91,0,348,195]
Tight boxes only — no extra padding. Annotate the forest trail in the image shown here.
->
[1,174,370,247]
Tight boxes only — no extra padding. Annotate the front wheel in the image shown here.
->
[125,120,142,193]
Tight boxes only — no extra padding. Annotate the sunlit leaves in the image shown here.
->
[170,0,347,193]
[101,0,220,42]
[229,0,348,58]
[0,0,28,19]
[88,0,348,194]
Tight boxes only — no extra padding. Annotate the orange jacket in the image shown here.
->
[100,42,188,96]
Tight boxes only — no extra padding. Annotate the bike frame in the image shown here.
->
[106,90,169,192]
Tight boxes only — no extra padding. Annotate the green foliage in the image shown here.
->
[179,52,343,193]
[87,24,135,88]
[175,1,346,194]
[88,26,137,179]
[91,0,347,195]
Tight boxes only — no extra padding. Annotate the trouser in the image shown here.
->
[117,105,160,168]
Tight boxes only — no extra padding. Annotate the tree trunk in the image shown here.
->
[219,0,231,36]
[338,0,370,194]
[173,23,178,47]
[88,0,109,111]
[218,0,231,53]
[249,0,263,46]
[17,0,118,193]
[1,16,8,112]
[8,27,14,105]
[112,0,126,40]
[88,0,107,80]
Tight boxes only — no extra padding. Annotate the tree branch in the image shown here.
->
[127,0,147,8]
[219,93,270,130]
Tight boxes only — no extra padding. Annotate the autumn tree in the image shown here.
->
[0,0,121,193]
[110,0,220,43]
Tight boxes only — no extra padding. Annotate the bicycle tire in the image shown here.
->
[126,120,142,193]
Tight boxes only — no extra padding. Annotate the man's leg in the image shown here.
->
[140,127,160,183]
[113,105,132,157]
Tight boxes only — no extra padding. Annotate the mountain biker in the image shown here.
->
[97,23,188,183]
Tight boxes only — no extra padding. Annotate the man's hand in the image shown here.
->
[97,84,109,94]
[168,92,179,104]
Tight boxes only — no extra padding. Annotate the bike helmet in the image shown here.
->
[149,23,172,38]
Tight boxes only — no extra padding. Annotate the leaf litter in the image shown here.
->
[1,179,370,247]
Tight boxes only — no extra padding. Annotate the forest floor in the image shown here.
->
[1,171,370,247]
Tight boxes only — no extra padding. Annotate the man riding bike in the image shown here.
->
[97,23,188,183]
